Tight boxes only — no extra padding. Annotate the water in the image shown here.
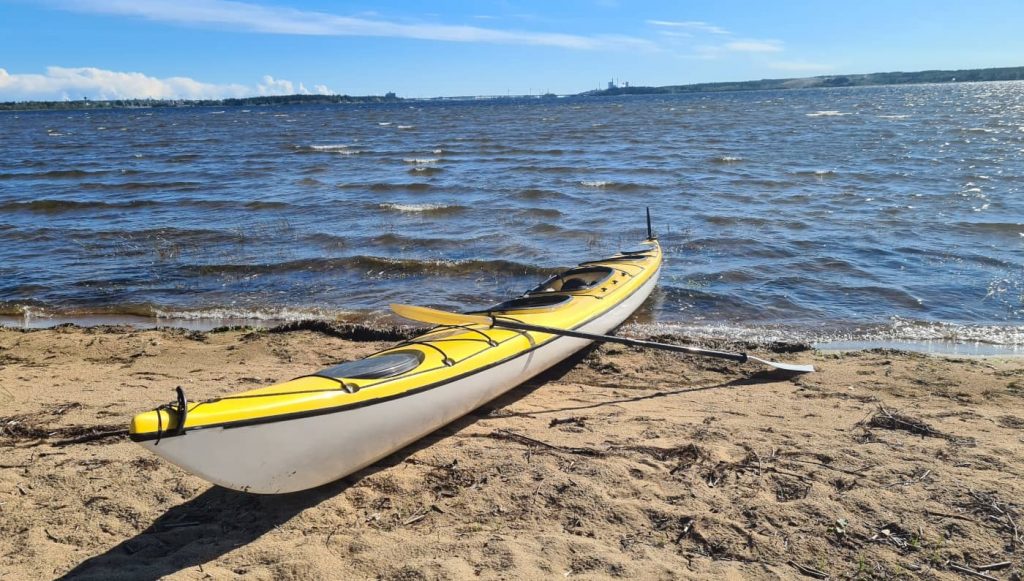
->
[1,83,1022,347]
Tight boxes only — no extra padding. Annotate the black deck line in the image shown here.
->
[130,253,660,442]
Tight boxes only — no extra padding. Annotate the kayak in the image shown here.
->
[129,239,662,493]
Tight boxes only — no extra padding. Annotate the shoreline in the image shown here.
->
[1,324,1022,578]
[2,314,1022,358]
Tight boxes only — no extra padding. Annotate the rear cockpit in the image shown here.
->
[527,266,614,294]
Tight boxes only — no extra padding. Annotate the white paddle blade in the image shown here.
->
[749,356,816,373]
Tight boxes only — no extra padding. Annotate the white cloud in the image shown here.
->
[0,66,324,100]
[725,39,784,53]
[647,20,730,35]
[294,81,333,95]
[769,61,833,73]
[649,19,789,60]
[258,74,293,96]
[686,38,785,61]
[54,0,651,50]
[657,30,693,39]
[692,45,725,60]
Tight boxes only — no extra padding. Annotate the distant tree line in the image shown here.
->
[581,65,1024,96]
[0,92,401,111]
[4,65,1024,110]
[220,93,400,106]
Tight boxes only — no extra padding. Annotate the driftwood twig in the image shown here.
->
[486,430,605,457]
[948,562,998,581]
[788,560,828,579]
[51,429,126,447]
[973,562,1011,572]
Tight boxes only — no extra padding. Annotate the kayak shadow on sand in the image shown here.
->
[62,429,485,581]
[57,479,344,581]
[58,347,603,580]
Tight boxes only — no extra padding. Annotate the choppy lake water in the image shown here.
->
[2,82,1022,346]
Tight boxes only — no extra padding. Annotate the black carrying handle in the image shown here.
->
[173,386,188,436]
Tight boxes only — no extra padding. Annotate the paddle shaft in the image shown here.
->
[485,316,748,363]
[390,303,814,372]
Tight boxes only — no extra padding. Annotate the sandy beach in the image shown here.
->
[1,323,1022,580]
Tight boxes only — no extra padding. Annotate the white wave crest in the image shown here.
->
[308,144,354,152]
[378,202,451,213]
[623,316,1024,352]
[153,307,344,322]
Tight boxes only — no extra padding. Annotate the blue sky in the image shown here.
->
[1,0,1022,100]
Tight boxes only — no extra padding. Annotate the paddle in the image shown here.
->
[390,304,816,373]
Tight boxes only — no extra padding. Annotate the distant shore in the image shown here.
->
[0,92,402,112]
[582,64,1024,96]
[3,64,1022,111]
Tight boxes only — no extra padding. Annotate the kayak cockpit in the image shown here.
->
[315,350,424,381]
[528,266,614,294]
[486,293,573,314]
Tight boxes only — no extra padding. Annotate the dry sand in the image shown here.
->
[1,323,1022,580]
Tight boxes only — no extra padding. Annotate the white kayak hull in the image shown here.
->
[140,272,659,493]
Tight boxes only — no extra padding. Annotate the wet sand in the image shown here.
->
[1,324,1022,580]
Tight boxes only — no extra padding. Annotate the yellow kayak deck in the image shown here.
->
[130,241,662,440]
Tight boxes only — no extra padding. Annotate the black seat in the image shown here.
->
[561,278,590,291]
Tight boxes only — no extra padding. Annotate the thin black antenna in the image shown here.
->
[646,207,655,240]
